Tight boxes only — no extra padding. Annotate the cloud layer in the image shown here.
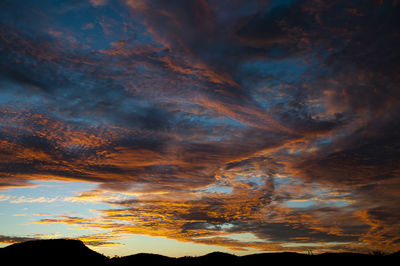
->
[1,0,400,253]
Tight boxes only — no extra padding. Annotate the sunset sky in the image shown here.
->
[1,0,400,257]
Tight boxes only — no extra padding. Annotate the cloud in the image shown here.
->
[0,194,10,201]
[89,0,108,7]
[1,0,400,254]
[82,23,95,30]
[0,235,36,245]
[9,196,59,204]
[75,233,122,247]
[63,189,129,203]
[33,213,51,217]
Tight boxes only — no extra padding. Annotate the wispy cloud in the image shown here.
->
[89,0,108,7]
[0,235,36,245]
[0,194,11,202]
[9,196,59,204]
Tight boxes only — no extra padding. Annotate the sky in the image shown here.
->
[0,0,400,257]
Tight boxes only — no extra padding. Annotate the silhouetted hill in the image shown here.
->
[177,251,238,265]
[0,239,108,266]
[110,252,175,265]
[1,239,398,266]
[199,251,237,259]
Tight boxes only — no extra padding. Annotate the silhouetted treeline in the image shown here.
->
[0,239,398,266]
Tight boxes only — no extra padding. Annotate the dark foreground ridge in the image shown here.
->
[0,239,398,266]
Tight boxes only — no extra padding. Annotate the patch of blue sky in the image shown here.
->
[313,188,329,195]
[0,180,96,198]
[202,185,233,194]
[0,199,106,220]
[322,200,351,207]
[272,176,290,186]
[235,176,265,187]
[0,181,118,218]
[317,138,333,145]
[286,198,351,208]
[285,200,315,208]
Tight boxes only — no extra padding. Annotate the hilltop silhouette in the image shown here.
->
[111,252,175,265]
[0,239,108,266]
[0,239,397,266]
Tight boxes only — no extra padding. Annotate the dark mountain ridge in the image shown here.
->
[0,239,397,266]
[0,239,108,266]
